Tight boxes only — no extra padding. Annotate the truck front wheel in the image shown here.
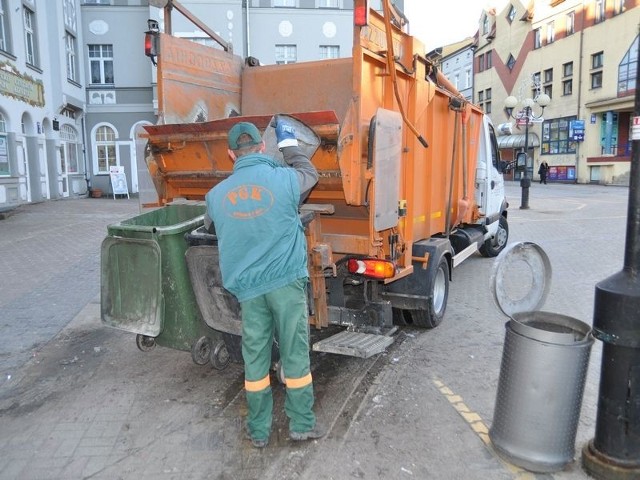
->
[480,215,509,258]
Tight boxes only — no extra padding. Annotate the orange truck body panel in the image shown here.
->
[144,9,484,276]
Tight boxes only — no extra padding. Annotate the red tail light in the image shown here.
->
[354,0,369,27]
[144,32,158,57]
[347,258,395,279]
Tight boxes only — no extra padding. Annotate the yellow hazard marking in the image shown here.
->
[432,378,536,479]
[431,211,442,219]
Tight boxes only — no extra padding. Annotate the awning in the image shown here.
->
[497,133,540,149]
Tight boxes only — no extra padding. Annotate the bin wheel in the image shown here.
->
[136,334,156,352]
[210,340,230,370]
[273,360,286,385]
[191,336,213,365]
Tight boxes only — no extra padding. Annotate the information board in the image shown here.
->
[109,166,130,199]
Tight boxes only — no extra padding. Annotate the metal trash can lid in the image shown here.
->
[491,242,552,317]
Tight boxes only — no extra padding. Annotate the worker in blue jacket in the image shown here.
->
[205,118,324,448]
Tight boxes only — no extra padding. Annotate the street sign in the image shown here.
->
[570,119,585,141]
[632,116,640,141]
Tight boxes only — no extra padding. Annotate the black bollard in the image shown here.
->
[582,38,640,479]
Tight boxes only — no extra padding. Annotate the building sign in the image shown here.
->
[0,62,45,107]
[569,120,585,141]
[632,116,640,141]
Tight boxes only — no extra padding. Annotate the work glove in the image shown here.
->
[275,119,298,149]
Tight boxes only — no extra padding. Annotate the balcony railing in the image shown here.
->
[601,143,632,157]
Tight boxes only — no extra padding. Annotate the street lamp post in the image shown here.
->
[504,94,550,209]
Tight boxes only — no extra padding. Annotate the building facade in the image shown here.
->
[0,0,87,208]
[474,0,639,184]
[80,0,156,197]
[439,38,475,101]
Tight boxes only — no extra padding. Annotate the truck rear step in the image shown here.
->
[312,328,397,358]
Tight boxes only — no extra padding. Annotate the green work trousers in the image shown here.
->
[241,278,316,441]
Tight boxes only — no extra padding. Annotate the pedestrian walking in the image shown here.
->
[538,161,549,184]
[205,118,325,448]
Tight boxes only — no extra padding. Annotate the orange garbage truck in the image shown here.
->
[103,0,509,365]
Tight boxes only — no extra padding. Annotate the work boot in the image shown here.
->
[244,422,269,449]
[251,436,269,448]
[290,422,326,441]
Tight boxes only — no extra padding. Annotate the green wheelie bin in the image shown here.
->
[100,202,227,368]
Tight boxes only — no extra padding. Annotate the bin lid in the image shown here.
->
[490,242,552,317]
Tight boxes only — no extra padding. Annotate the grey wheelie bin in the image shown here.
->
[101,202,224,366]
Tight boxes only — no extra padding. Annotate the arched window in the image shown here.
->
[95,125,117,174]
[0,113,8,175]
[60,125,80,173]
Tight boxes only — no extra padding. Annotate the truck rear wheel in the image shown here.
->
[392,256,449,329]
[480,215,509,258]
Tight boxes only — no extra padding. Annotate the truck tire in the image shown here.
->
[393,255,449,329]
[480,215,509,258]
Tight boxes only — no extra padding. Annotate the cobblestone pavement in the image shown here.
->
[0,183,633,480]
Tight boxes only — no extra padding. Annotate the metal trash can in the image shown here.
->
[101,202,224,366]
[488,242,594,473]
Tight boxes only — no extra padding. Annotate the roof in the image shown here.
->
[497,133,540,149]
[441,38,475,58]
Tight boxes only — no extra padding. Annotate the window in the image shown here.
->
[546,21,555,44]
[319,45,339,59]
[534,28,541,49]
[544,68,553,83]
[591,71,603,89]
[24,7,39,67]
[592,51,604,69]
[478,54,485,72]
[566,11,575,35]
[317,0,338,7]
[613,0,624,14]
[595,0,605,23]
[60,125,80,173]
[541,116,577,155]
[543,84,553,98]
[591,51,603,89]
[482,15,489,35]
[274,0,295,6]
[618,36,639,95]
[275,44,297,64]
[563,62,573,96]
[507,5,516,23]
[95,125,117,174]
[454,74,459,89]
[89,44,114,84]
[63,0,76,30]
[465,69,471,88]
[0,113,9,175]
[563,62,573,77]
[0,0,11,53]
[486,50,492,68]
[83,0,111,3]
[66,33,78,82]
[478,89,491,113]
[506,54,516,71]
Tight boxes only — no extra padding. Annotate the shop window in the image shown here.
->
[541,116,577,155]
